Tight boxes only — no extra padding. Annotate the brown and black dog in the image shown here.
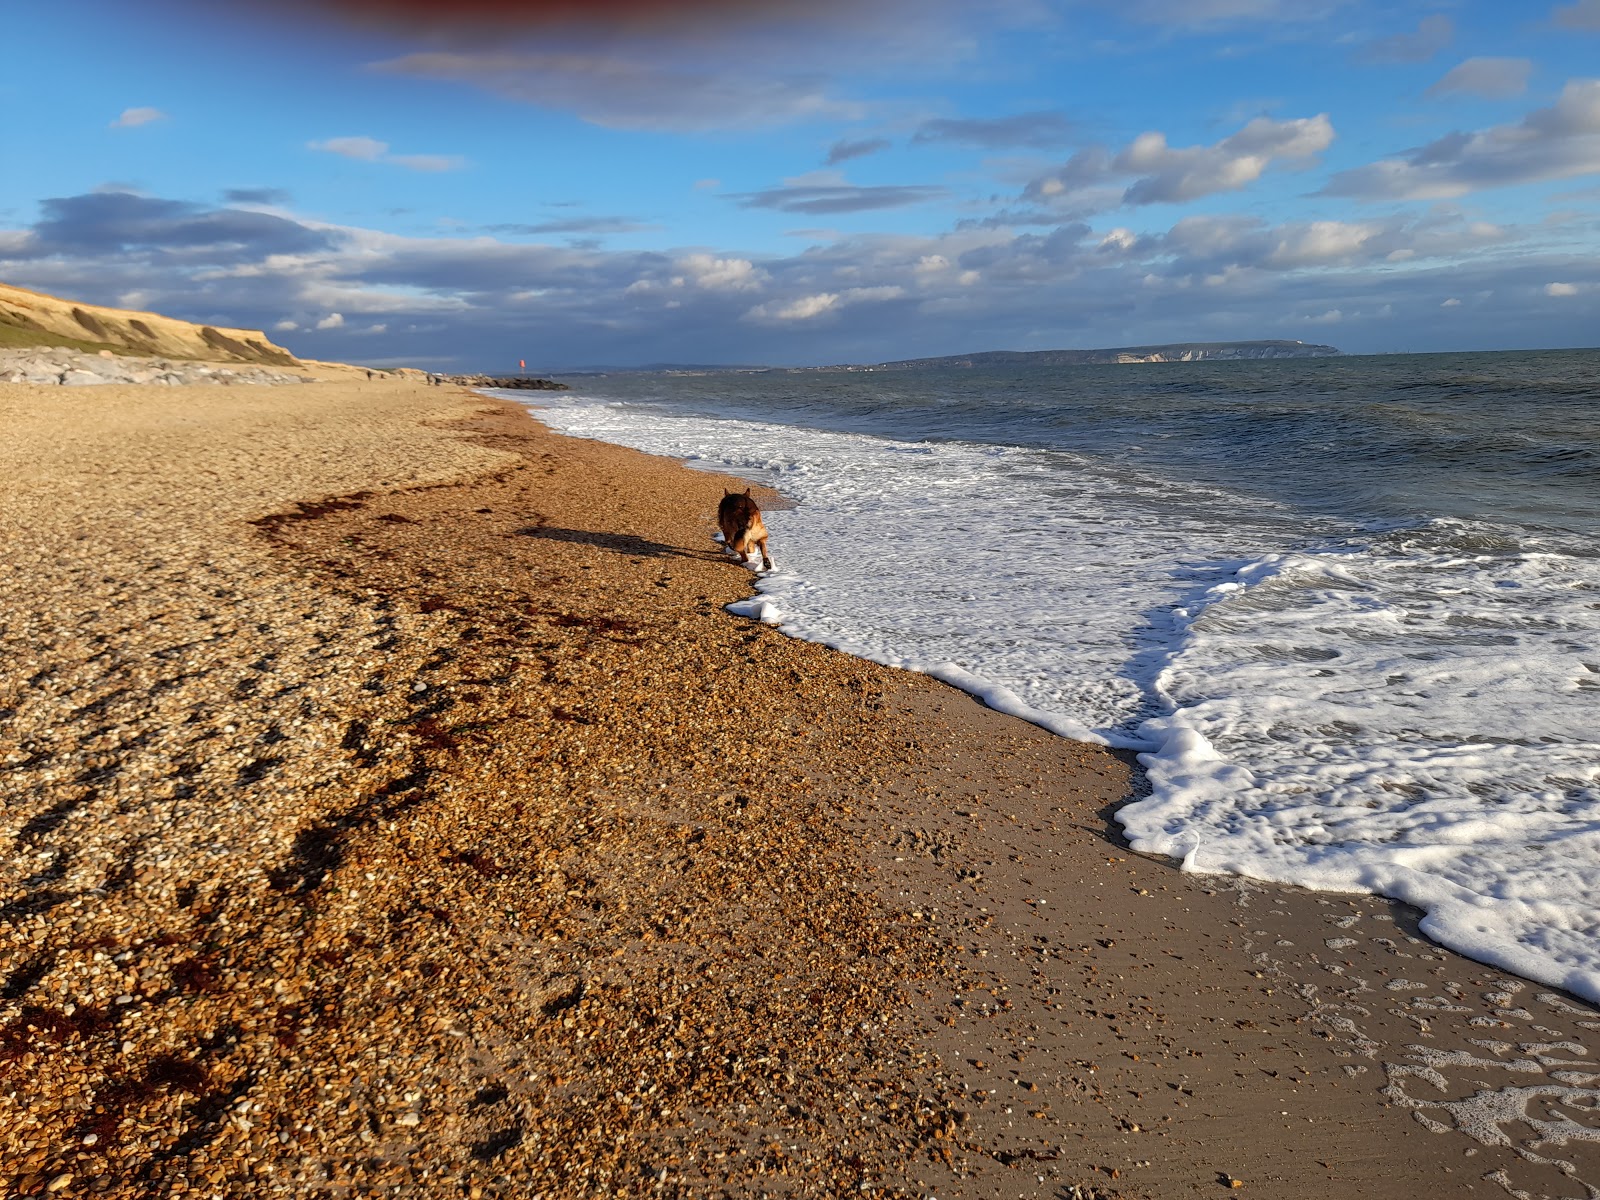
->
[717,488,773,570]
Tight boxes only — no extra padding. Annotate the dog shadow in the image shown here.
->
[513,524,718,561]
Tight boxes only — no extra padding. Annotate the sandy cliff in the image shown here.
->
[0,281,301,366]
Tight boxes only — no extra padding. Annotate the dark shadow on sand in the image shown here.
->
[514,525,719,562]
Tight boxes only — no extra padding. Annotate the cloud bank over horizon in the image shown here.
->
[4,181,1592,369]
[3,0,1598,366]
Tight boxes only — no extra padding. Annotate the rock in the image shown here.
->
[0,346,316,387]
[445,373,569,391]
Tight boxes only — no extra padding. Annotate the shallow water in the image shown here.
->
[496,348,1600,1000]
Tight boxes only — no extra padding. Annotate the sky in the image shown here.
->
[3,0,1599,370]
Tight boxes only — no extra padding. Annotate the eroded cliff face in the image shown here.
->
[0,282,302,366]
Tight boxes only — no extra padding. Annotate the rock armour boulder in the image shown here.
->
[0,347,314,386]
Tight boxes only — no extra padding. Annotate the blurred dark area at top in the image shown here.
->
[196,0,860,36]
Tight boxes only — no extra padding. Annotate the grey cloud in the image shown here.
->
[732,182,946,215]
[2,187,1590,369]
[1323,79,1600,200]
[1135,210,1509,276]
[954,223,1095,281]
[489,217,660,236]
[374,51,860,133]
[1426,57,1533,100]
[1552,0,1600,31]
[913,111,1076,150]
[1354,14,1453,64]
[224,187,292,205]
[955,207,1076,230]
[352,241,662,295]
[17,191,333,261]
[1100,0,1348,27]
[1406,130,1475,167]
[825,137,891,166]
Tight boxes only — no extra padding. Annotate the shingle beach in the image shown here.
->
[5,371,1598,1199]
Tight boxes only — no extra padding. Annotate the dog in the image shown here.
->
[717,488,773,570]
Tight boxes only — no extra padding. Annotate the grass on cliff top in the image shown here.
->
[0,319,130,356]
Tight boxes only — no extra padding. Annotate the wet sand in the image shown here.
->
[3,377,1598,1199]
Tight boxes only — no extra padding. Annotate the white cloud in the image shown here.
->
[387,154,468,173]
[1324,79,1600,200]
[111,107,167,129]
[628,254,768,296]
[680,254,765,291]
[1426,58,1533,100]
[1116,209,1509,280]
[311,136,389,162]
[1027,113,1334,210]
[1441,297,1462,307]
[315,313,345,330]
[309,137,467,172]
[742,284,905,324]
[842,285,907,303]
[754,293,839,322]
[274,318,300,331]
[1546,281,1581,295]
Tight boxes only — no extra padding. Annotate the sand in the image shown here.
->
[3,376,1599,1199]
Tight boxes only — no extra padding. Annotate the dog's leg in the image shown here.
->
[756,536,772,571]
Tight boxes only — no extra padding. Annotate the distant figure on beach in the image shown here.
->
[718,488,773,571]
[365,369,373,381]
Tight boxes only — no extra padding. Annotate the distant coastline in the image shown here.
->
[567,339,1342,377]
[829,339,1342,371]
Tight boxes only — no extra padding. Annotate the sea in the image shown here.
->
[492,349,1600,1003]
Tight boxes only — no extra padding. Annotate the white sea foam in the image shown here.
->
[507,390,1600,1003]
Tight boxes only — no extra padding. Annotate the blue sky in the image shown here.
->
[3,0,1599,369]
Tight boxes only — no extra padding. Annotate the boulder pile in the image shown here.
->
[444,373,569,391]
[0,346,314,386]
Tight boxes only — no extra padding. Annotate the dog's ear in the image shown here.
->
[743,488,751,496]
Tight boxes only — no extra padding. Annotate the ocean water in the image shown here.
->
[493,350,1600,1001]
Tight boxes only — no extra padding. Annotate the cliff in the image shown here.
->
[0,281,301,367]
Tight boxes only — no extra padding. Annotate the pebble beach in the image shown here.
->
[5,367,1600,1200]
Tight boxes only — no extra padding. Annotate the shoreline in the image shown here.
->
[4,377,1599,1198]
